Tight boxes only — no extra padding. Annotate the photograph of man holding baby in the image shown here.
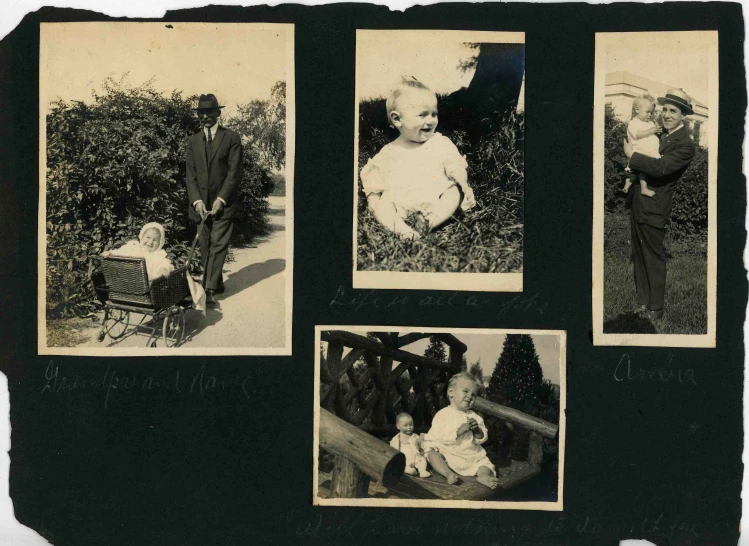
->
[39,22,294,355]
[593,31,717,347]
[353,31,524,292]
[313,327,565,509]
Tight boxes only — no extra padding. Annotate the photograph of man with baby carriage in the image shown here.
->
[39,22,294,354]
[313,326,565,509]
[353,30,524,292]
[593,31,717,347]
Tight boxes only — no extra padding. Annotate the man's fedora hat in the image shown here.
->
[657,88,694,116]
[194,94,225,111]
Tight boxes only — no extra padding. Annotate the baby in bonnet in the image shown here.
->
[360,78,476,239]
[103,222,174,282]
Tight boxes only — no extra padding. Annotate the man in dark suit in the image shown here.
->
[186,94,243,304]
[624,88,696,320]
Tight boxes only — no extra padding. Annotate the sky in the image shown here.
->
[357,30,525,104]
[357,37,478,100]
[603,31,714,107]
[404,333,561,386]
[40,22,289,117]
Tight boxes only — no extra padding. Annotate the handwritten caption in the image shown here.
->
[41,361,256,408]
[289,512,698,543]
[329,286,548,319]
[613,354,697,386]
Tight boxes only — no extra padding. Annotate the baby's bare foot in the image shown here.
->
[404,467,417,476]
[476,474,499,489]
[446,472,460,485]
[419,470,431,478]
[641,188,656,198]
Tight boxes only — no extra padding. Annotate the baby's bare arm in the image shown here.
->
[633,126,659,140]
[445,163,468,185]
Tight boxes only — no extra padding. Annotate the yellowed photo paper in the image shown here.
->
[313,325,565,510]
[592,31,717,347]
[353,30,524,292]
[39,22,295,356]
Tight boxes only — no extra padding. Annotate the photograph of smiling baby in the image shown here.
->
[353,30,525,292]
[313,326,565,509]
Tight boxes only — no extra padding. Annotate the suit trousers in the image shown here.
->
[199,214,233,291]
[630,214,666,311]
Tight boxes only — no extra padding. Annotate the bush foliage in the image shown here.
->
[603,103,708,245]
[46,78,276,317]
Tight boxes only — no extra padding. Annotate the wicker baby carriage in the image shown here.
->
[91,218,205,348]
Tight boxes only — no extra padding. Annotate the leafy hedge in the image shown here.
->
[603,103,708,244]
[46,78,273,317]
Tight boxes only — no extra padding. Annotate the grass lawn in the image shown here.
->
[603,211,707,335]
[357,205,523,273]
[356,108,524,274]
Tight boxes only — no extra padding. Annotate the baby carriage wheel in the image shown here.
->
[105,309,130,340]
[162,308,185,348]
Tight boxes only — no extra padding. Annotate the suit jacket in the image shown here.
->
[628,125,696,229]
[185,126,243,223]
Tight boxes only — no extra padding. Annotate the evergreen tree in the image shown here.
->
[424,336,447,363]
[486,334,543,412]
[468,361,483,384]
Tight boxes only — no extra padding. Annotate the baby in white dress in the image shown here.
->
[104,222,174,282]
[423,372,498,489]
[360,79,476,239]
[390,413,431,478]
[622,94,662,198]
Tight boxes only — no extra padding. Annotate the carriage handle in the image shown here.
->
[186,213,208,267]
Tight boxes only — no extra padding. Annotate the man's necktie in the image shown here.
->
[205,127,213,163]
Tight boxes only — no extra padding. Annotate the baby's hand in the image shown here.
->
[457,422,472,436]
[467,418,479,430]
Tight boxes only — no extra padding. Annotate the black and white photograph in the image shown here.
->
[353,30,524,292]
[592,31,717,347]
[38,22,295,355]
[313,326,565,509]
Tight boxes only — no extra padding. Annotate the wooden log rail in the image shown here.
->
[319,408,406,497]
[472,398,558,439]
[321,331,455,370]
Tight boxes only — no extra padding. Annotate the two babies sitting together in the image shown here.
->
[390,372,498,489]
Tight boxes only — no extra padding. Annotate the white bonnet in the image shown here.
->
[139,222,166,251]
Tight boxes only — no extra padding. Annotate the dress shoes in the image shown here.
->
[205,289,216,305]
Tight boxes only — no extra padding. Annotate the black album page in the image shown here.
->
[0,2,745,545]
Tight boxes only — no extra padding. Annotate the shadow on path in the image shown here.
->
[181,306,224,345]
[603,312,657,334]
[224,258,286,297]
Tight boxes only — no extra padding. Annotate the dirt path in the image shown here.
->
[77,195,288,350]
